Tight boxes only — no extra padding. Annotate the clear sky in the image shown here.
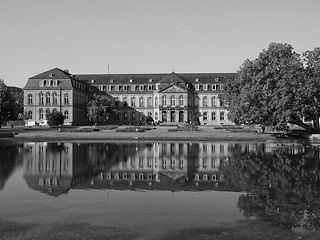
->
[1,0,319,88]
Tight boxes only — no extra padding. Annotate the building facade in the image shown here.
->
[24,68,237,126]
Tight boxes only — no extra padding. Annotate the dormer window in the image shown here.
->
[49,73,53,77]
[115,85,119,91]
[215,78,219,82]
[53,80,58,86]
[129,79,134,83]
[107,85,111,91]
[220,84,224,90]
[195,84,199,90]
[195,78,200,82]
[148,85,153,91]
[91,79,95,83]
[139,85,144,91]
[47,80,51,86]
[212,84,217,90]
[149,79,153,83]
[110,79,115,83]
[131,85,135,91]
[203,84,208,91]
[39,80,44,86]
[123,85,127,91]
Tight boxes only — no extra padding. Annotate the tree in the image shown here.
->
[0,80,15,128]
[46,110,65,127]
[86,94,118,125]
[224,43,320,132]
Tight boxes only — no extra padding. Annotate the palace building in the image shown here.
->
[24,67,237,126]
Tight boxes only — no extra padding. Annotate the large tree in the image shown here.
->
[86,94,118,125]
[0,80,15,128]
[225,43,320,132]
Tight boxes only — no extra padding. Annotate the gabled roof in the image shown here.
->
[159,83,188,93]
[158,72,187,84]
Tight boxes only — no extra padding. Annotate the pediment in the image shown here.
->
[159,84,187,93]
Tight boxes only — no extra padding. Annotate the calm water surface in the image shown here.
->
[1,140,320,234]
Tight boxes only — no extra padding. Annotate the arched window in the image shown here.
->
[45,108,50,117]
[39,92,44,105]
[28,93,33,105]
[131,97,135,107]
[123,97,128,107]
[39,108,44,120]
[147,96,152,107]
[64,110,69,120]
[203,96,208,107]
[170,95,175,106]
[162,95,167,106]
[46,92,51,105]
[64,93,69,105]
[203,111,208,120]
[27,109,32,119]
[220,111,225,121]
[53,92,58,105]
[179,95,184,106]
[155,96,158,107]
[212,96,216,106]
[195,96,199,106]
[139,96,144,107]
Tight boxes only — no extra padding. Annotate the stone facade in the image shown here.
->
[24,68,237,126]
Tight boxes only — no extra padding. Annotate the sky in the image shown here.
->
[1,0,320,88]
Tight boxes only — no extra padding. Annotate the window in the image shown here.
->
[45,108,50,116]
[115,85,119,91]
[123,97,128,107]
[28,110,33,119]
[123,85,127,91]
[203,111,208,120]
[220,84,224,90]
[46,92,51,105]
[212,111,216,121]
[131,112,136,121]
[47,80,51,86]
[155,96,158,107]
[131,85,135,91]
[170,95,175,106]
[162,95,167,106]
[139,85,144,91]
[195,84,199,90]
[107,85,111,91]
[203,96,208,107]
[212,84,217,90]
[124,112,128,121]
[148,85,153,91]
[139,112,143,121]
[147,96,152,107]
[27,93,33,105]
[39,80,44,86]
[203,84,208,90]
[195,96,199,106]
[220,99,224,107]
[39,108,44,120]
[220,111,225,121]
[53,92,58,105]
[139,96,144,107]
[64,110,69,120]
[155,112,158,121]
[131,97,135,107]
[212,96,216,106]
[39,92,44,105]
[179,95,184,106]
[64,93,69,105]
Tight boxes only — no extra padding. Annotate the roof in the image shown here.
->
[24,68,89,91]
[76,72,237,85]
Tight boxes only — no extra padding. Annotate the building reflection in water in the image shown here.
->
[22,142,236,197]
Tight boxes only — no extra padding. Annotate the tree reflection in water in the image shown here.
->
[220,143,320,231]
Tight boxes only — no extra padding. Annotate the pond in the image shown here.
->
[1,140,320,237]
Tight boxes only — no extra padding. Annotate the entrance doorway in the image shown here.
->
[162,111,167,122]
[170,111,175,122]
[179,111,184,122]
